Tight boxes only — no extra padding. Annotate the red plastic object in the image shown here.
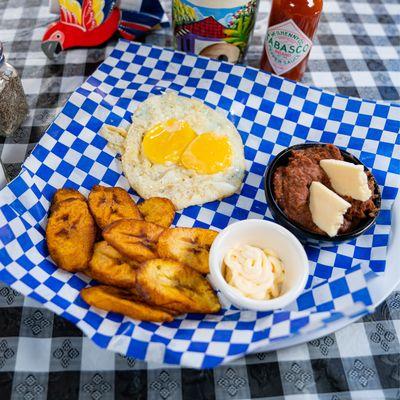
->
[42,0,120,59]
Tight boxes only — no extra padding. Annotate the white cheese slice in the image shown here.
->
[309,181,351,237]
[320,159,371,201]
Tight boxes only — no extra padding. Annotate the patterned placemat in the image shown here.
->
[0,0,399,398]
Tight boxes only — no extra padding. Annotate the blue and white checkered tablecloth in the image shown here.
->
[0,0,399,398]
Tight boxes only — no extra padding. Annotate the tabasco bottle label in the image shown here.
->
[265,19,313,76]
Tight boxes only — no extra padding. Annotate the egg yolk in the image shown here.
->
[142,119,196,164]
[180,132,232,175]
[142,120,232,174]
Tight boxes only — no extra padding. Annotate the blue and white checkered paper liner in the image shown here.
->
[0,40,399,368]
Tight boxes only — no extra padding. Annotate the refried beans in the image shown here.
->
[273,144,379,235]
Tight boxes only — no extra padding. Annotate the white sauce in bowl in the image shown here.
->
[223,245,285,300]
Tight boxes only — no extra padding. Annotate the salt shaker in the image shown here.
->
[0,42,28,137]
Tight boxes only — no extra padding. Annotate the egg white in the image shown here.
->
[118,92,245,210]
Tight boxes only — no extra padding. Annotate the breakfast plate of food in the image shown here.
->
[0,40,399,368]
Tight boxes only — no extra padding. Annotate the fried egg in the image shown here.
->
[107,93,245,210]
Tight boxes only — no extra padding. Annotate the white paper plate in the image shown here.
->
[257,197,400,353]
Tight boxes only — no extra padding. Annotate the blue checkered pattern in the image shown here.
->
[0,40,399,368]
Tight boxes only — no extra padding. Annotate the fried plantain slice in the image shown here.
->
[103,219,164,263]
[136,259,221,314]
[80,269,93,279]
[88,241,139,289]
[81,285,173,322]
[46,198,96,272]
[80,272,178,317]
[128,286,181,316]
[157,228,218,274]
[138,197,176,228]
[88,185,142,229]
[50,188,86,213]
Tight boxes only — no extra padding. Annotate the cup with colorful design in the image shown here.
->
[172,0,259,64]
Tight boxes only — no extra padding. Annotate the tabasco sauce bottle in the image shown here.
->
[260,0,323,81]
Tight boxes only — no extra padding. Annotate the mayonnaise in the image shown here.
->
[223,245,285,300]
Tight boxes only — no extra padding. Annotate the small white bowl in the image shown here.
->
[209,219,309,311]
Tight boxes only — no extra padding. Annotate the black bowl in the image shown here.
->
[264,143,381,245]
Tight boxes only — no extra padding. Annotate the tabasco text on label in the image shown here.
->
[260,0,323,81]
